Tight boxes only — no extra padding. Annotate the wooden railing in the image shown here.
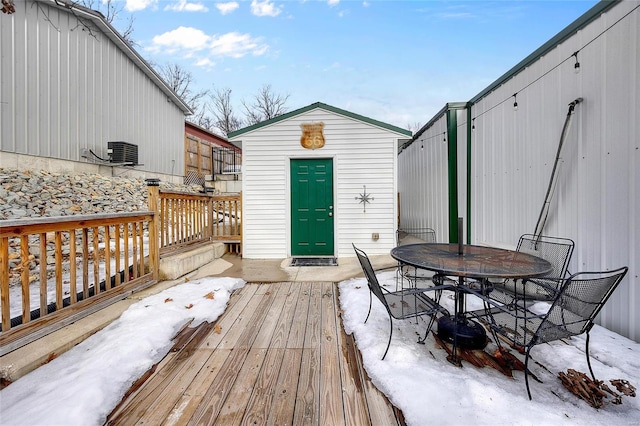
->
[147,183,241,255]
[0,183,242,355]
[0,211,158,355]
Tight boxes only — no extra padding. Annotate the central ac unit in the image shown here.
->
[108,141,138,164]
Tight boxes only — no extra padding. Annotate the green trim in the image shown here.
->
[446,109,459,244]
[470,0,619,104]
[466,105,473,244]
[228,101,411,139]
[399,102,466,153]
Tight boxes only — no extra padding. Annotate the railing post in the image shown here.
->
[146,179,160,281]
[207,193,214,241]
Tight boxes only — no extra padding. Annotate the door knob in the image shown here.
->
[329,212,333,217]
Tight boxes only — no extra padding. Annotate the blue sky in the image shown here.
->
[116,0,599,129]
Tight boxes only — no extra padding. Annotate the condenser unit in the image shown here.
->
[108,141,138,164]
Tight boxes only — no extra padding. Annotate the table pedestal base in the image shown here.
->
[437,316,487,350]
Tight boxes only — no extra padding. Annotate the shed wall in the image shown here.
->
[470,1,639,341]
[398,115,450,242]
[0,1,186,176]
[234,108,403,259]
[398,107,468,243]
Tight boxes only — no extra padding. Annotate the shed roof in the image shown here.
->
[185,121,240,152]
[227,102,412,139]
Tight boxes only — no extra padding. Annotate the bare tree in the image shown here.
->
[408,122,422,133]
[78,0,135,45]
[159,63,210,127]
[242,84,290,125]
[209,87,243,135]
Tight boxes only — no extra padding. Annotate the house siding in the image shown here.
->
[232,107,406,259]
[469,0,639,341]
[397,1,638,342]
[398,107,468,243]
[1,0,187,176]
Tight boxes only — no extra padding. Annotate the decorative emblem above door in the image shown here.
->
[300,122,325,150]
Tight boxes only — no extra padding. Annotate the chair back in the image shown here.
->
[535,267,628,345]
[397,228,437,246]
[518,234,574,288]
[353,244,388,310]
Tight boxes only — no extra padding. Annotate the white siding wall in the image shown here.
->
[398,108,469,243]
[470,1,639,341]
[0,1,186,176]
[235,108,404,259]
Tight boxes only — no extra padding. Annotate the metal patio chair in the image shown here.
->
[396,227,437,246]
[471,266,628,400]
[395,227,437,289]
[489,234,575,304]
[353,244,451,359]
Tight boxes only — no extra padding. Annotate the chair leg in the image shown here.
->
[418,289,445,344]
[364,291,372,323]
[382,316,393,360]
[585,332,596,382]
[418,313,438,344]
[525,347,533,400]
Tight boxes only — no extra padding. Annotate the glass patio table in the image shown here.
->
[390,243,553,365]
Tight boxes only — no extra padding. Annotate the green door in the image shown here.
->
[291,159,334,256]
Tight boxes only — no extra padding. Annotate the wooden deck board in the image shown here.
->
[319,282,344,425]
[292,283,322,425]
[266,348,303,426]
[107,282,404,426]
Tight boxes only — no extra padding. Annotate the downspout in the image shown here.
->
[446,108,459,243]
[533,98,583,239]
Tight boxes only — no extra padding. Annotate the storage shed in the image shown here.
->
[228,102,411,259]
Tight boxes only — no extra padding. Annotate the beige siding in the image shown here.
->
[235,108,404,259]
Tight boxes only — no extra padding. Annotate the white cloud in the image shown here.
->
[147,27,268,62]
[195,58,216,71]
[209,32,267,58]
[328,0,340,7]
[124,0,157,12]
[251,0,282,17]
[150,26,211,54]
[216,1,240,15]
[164,0,209,12]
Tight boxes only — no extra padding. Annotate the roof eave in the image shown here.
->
[469,0,620,104]
[35,0,194,115]
[228,101,412,139]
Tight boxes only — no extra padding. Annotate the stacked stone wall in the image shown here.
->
[0,168,205,287]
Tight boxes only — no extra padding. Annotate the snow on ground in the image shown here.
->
[338,271,640,426]
[1,272,638,426]
[0,277,245,426]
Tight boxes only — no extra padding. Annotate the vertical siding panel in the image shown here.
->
[464,2,638,341]
[14,3,28,154]
[0,10,16,152]
[2,1,187,175]
[398,114,450,243]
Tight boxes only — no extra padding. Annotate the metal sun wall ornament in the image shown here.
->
[355,185,374,212]
[300,122,325,150]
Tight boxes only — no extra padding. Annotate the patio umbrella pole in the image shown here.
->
[533,98,583,240]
